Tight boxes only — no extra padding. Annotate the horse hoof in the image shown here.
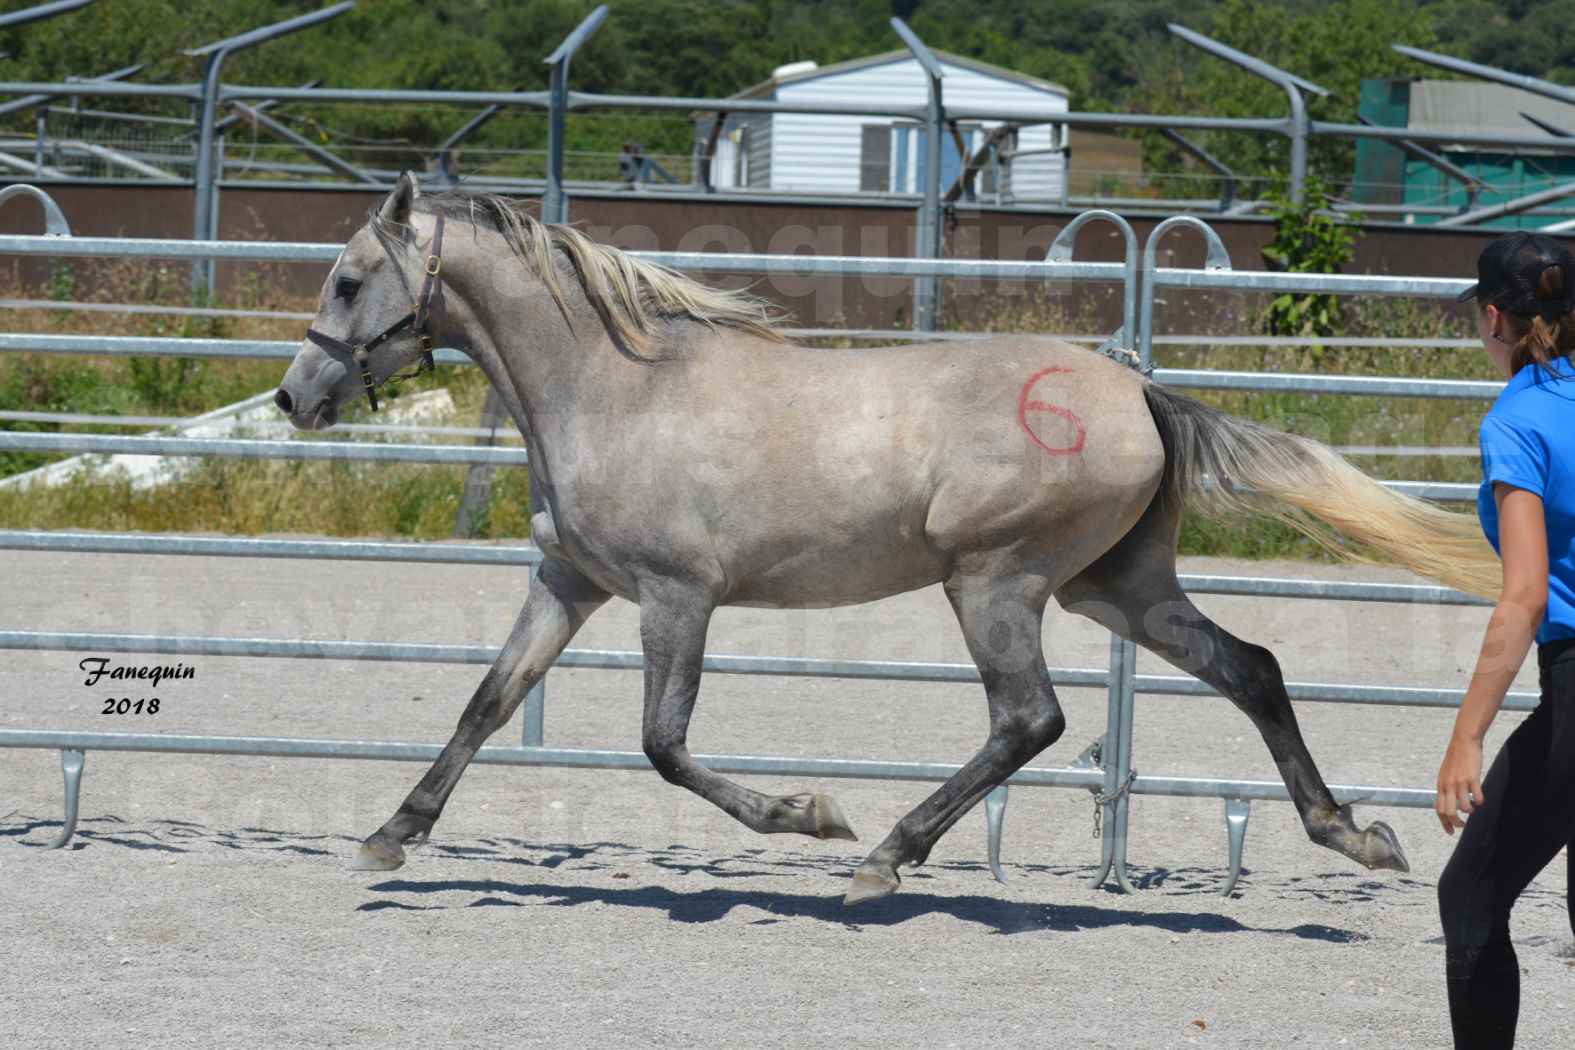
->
[351,833,406,872]
[1363,820,1410,873]
[812,793,858,842]
[843,863,900,906]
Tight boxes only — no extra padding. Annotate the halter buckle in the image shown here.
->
[425,255,442,277]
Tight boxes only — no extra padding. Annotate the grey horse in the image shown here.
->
[276,175,1501,905]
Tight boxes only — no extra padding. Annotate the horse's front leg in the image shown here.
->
[352,559,608,870]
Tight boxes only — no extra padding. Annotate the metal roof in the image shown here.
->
[726,49,1070,102]
[1409,80,1575,150]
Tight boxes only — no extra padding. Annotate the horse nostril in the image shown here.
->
[274,388,294,415]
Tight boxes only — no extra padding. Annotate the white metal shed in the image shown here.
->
[699,49,1069,201]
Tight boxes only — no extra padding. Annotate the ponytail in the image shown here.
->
[1505,262,1575,374]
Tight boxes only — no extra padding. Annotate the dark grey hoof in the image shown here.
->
[1362,820,1410,873]
[843,862,900,906]
[1323,805,1410,875]
[811,792,858,842]
[351,832,406,872]
[765,792,859,841]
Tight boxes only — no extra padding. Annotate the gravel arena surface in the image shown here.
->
[4,546,1573,1050]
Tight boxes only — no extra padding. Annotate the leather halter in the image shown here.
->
[305,212,447,412]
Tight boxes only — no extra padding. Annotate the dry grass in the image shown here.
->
[0,453,530,540]
[0,260,530,539]
[2,269,1499,558]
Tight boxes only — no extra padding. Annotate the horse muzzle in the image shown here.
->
[273,385,338,431]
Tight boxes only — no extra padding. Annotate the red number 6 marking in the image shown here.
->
[1016,366,1087,456]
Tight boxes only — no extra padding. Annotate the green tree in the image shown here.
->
[1134,0,1442,193]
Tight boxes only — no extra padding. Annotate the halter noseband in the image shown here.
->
[305,212,447,412]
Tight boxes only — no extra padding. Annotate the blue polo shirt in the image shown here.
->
[1477,353,1575,644]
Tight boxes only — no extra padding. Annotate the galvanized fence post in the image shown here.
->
[1288,89,1309,206]
[1108,637,1140,893]
[1088,634,1138,892]
[1094,214,1236,894]
[541,5,609,225]
[0,183,73,237]
[187,4,358,295]
[1046,209,1139,361]
[191,49,225,296]
[33,107,46,176]
[1167,23,1326,206]
[453,387,509,537]
[521,563,547,749]
[1137,215,1232,368]
[522,679,547,748]
[478,4,607,578]
[892,17,945,332]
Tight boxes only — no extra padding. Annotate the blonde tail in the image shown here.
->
[1142,383,1502,601]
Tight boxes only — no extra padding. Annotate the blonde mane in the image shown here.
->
[376,190,787,356]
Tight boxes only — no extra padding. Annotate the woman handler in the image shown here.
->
[1436,231,1575,1048]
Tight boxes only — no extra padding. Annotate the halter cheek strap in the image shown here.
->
[305,212,447,413]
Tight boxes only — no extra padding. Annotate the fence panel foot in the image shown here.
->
[1220,797,1251,897]
[46,748,84,849]
[984,783,1008,883]
[1111,846,1137,895]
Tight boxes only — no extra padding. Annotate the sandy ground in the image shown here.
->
[2,547,1571,1050]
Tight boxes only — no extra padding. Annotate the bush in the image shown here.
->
[1259,176,1360,340]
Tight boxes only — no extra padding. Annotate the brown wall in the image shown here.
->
[0,183,1506,332]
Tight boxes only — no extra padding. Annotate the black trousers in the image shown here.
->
[1437,636,1575,1049]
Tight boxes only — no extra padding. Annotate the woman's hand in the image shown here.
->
[1436,733,1485,835]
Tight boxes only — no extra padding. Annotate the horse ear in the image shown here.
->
[378,171,421,225]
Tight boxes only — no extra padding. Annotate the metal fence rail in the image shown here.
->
[0,413,1481,461]
[0,531,1503,607]
[0,192,1509,898]
[0,529,544,565]
[0,410,527,441]
[0,298,1493,352]
[0,530,1510,890]
[7,623,1526,711]
[0,327,1506,403]
[0,431,1479,505]
[0,430,530,466]
[10,13,1575,227]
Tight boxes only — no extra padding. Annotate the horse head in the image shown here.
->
[276,172,445,428]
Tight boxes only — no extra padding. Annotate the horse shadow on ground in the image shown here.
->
[337,837,1374,941]
[1,813,356,857]
[17,812,1565,945]
[356,871,1368,943]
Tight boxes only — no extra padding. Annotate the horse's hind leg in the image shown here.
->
[1054,494,1409,874]
[637,580,858,842]
[353,558,608,871]
[847,568,1065,905]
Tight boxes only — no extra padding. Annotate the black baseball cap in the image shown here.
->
[1457,231,1575,315]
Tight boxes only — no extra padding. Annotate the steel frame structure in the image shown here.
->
[9,17,1575,330]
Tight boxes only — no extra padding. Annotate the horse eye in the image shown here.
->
[335,277,362,302]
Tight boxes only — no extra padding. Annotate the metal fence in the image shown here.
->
[0,188,1516,897]
[11,8,1575,325]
